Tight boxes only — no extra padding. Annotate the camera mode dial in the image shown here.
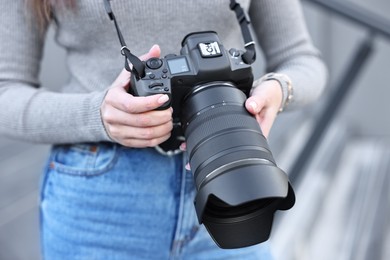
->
[146,58,163,69]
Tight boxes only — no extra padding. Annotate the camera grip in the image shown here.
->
[129,73,172,110]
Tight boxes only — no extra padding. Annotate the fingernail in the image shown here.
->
[158,94,169,104]
[249,101,258,113]
[150,44,160,53]
[179,142,186,151]
[185,163,191,171]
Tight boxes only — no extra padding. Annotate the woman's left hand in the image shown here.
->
[245,80,283,138]
[181,80,282,170]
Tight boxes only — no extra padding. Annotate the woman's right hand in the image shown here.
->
[100,45,173,148]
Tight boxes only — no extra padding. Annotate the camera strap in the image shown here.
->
[229,0,256,64]
[103,0,145,79]
[104,0,255,75]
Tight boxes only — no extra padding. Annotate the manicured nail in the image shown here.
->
[249,101,258,113]
[158,94,169,104]
[179,142,187,151]
[185,163,191,171]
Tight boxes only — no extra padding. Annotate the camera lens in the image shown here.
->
[181,82,295,249]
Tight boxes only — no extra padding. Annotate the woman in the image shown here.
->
[0,0,327,259]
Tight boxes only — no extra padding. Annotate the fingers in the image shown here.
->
[103,108,173,147]
[118,133,172,148]
[103,116,173,148]
[179,142,187,151]
[255,108,278,138]
[246,96,278,138]
[101,44,172,148]
[245,96,265,115]
[104,86,170,114]
[101,91,173,147]
[102,105,173,127]
[245,84,280,138]
[134,135,171,148]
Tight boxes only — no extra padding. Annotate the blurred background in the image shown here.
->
[1,0,389,259]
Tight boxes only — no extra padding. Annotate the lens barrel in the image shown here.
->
[181,82,295,249]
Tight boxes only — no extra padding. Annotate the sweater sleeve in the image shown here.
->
[0,1,110,144]
[249,0,328,110]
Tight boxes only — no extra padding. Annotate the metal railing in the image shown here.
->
[289,0,390,184]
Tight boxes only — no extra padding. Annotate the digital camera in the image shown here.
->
[105,0,295,249]
[129,31,295,249]
[129,31,254,151]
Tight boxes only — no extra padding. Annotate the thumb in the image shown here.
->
[111,45,161,88]
[139,44,161,61]
[245,97,264,115]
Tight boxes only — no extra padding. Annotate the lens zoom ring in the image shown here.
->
[185,105,266,154]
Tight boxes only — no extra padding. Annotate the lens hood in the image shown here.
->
[194,164,295,249]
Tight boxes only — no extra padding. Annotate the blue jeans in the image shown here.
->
[40,142,273,259]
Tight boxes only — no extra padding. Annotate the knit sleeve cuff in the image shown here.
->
[87,90,113,142]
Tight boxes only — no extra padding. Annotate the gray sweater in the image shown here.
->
[0,0,327,144]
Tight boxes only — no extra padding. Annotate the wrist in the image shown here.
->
[253,73,294,113]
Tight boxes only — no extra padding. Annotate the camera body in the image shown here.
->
[129,31,253,126]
